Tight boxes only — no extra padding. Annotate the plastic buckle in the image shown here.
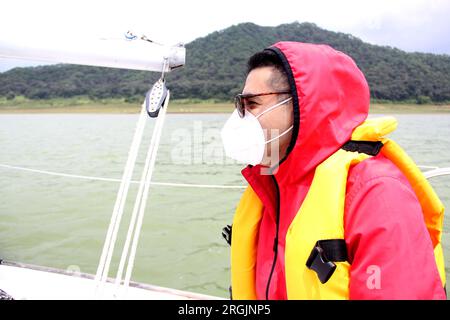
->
[306,244,337,284]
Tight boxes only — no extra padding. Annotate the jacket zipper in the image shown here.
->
[265,175,281,300]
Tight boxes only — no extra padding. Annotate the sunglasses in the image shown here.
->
[234,91,291,118]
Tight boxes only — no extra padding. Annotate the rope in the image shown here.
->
[115,90,168,292]
[3,161,449,186]
[418,165,440,170]
[95,101,148,293]
[0,163,246,189]
[423,167,450,179]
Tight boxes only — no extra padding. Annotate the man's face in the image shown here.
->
[242,66,293,167]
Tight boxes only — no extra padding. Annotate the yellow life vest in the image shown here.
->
[230,116,446,300]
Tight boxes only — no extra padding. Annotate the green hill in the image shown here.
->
[1,22,450,103]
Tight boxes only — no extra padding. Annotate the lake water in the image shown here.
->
[0,112,449,298]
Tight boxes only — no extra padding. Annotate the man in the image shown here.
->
[221,42,446,299]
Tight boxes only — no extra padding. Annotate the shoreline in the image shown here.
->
[1,103,450,114]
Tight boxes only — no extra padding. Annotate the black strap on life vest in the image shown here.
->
[306,239,348,284]
[222,227,233,299]
[222,224,232,246]
[341,140,384,156]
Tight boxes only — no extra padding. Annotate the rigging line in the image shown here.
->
[423,167,450,179]
[0,163,246,189]
[1,163,448,186]
[418,165,440,170]
[123,91,169,293]
[3,162,449,187]
[95,102,148,291]
[114,92,167,291]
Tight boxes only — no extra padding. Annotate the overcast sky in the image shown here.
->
[1,0,449,72]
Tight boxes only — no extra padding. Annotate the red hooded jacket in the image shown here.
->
[241,42,445,300]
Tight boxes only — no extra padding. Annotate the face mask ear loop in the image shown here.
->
[255,97,292,119]
[265,125,293,144]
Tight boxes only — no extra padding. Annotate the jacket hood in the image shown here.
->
[243,41,370,185]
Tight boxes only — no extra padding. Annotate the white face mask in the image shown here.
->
[221,97,293,166]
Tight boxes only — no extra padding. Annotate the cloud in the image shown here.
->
[1,0,449,72]
[337,0,450,54]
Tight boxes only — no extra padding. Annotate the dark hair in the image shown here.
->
[246,50,289,92]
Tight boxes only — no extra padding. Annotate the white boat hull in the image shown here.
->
[0,260,222,300]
